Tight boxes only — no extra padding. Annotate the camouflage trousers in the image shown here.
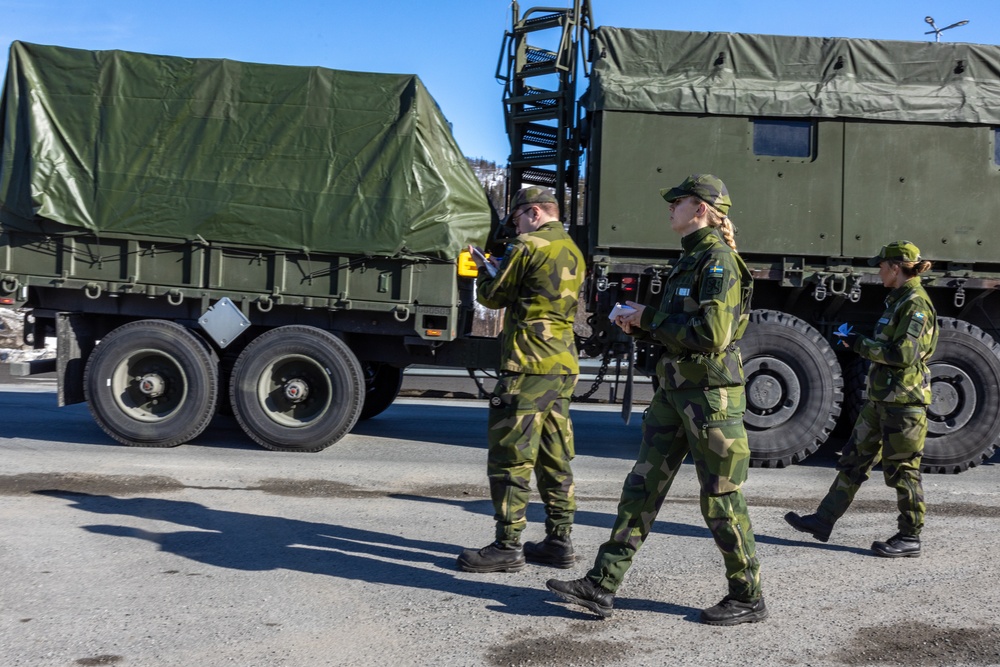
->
[817,401,926,536]
[587,385,762,602]
[487,373,577,547]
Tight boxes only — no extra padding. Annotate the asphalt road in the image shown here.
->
[1,374,1000,666]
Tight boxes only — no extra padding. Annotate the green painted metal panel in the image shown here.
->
[843,123,1000,263]
[592,111,843,258]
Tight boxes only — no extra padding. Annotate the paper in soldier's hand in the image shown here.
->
[609,302,637,322]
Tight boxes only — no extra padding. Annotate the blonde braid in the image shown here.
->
[706,206,737,251]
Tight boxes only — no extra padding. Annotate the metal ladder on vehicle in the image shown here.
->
[496,1,592,234]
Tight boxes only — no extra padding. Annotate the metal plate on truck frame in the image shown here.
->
[198,297,250,349]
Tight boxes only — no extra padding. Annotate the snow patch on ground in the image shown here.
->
[0,307,55,362]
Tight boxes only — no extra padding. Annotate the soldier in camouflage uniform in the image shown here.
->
[786,241,938,558]
[456,186,585,574]
[548,175,767,626]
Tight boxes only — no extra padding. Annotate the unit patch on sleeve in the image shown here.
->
[906,311,926,337]
[704,264,725,296]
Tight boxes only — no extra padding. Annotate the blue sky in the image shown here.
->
[1,1,994,163]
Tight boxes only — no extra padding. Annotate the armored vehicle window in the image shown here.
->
[753,120,813,158]
[995,128,1000,166]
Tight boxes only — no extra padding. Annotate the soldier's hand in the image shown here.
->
[467,244,486,269]
[615,300,645,332]
[832,323,858,349]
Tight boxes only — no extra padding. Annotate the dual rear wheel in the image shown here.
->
[85,322,399,451]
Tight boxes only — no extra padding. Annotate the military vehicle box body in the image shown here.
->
[579,26,1000,471]
[0,41,494,450]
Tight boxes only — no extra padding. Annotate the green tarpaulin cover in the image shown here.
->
[589,27,1000,125]
[0,41,490,259]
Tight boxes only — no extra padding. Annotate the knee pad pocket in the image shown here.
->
[697,417,750,495]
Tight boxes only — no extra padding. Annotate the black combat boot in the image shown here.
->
[700,596,769,626]
[523,534,575,568]
[784,511,833,543]
[546,577,615,618]
[456,542,525,573]
[872,533,920,558]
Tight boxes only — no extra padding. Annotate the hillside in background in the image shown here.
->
[467,157,505,213]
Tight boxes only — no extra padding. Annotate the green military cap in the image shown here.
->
[510,186,558,209]
[504,186,559,226]
[660,174,732,215]
[868,240,921,266]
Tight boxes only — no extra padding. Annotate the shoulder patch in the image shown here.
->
[906,311,927,337]
[702,263,727,297]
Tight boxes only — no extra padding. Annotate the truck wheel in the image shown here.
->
[84,320,219,447]
[229,326,364,452]
[359,362,403,420]
[739,310,843,467]
[922,318,1000,473]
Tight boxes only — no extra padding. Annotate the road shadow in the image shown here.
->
[390,493,712,540]
[1,388,643,458]
[0,392,111,445]
[32,489,673,618]
[389,493,870,558]
[0,390,270,451]
[354,402,644,460]
[9,388,998,472]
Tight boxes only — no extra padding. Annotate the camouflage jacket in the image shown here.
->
[477,221,585,374]
[633,226,753,390]
[854,276,938,405]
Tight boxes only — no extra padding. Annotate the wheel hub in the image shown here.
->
[743,357,801,429]
[138,373,166,398]
[928,363,976,434]
[256,353,333,428]
[283,378,309,403]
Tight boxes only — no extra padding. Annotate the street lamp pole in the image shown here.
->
[924,16,970,42]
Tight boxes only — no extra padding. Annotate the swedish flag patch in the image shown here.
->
[906,311,926,337]
[704,264,725,296]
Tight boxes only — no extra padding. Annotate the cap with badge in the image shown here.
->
[503,186,559,227]
[867,240,921,266]
[660,174,732,215]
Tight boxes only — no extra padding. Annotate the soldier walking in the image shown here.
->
[785,241,938,557]
[457,187,585,573]
[547,174,766,625]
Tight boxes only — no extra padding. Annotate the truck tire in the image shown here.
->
[229,326,364,452]
[739,310,843,467]
[922,318,1000,473]
[359,362,403,421]
[83,320,219,447]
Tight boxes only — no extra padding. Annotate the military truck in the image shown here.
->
[6,12,1000,474]
[497,1,1000,473]
[0,41,496,451]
